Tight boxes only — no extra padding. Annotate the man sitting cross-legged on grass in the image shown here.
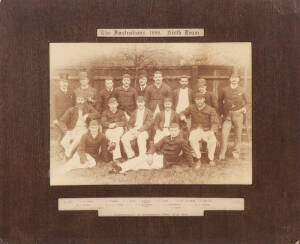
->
[111,123,193,174]
[101,97,127,164]
[153,97,180,144]
[180,92,219,168]
[57,119,114,174]
[121,96,153,159]
[58,91,100,158]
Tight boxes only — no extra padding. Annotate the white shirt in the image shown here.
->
[135,108,145,129]
[140,85,146,91]
[176,88,190,113]
[164,110,172,128]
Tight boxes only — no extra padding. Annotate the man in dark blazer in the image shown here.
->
[153,97,180,143]
[74,71,98,109]
[121,96,153,159]
[173,75,194,114]
[135,71,148,97]
[180,92,219,168]
[218,73,248,160]
[196,78,218,112]
[144,70,172,117]
[58,91,100,158]
[113,73,137,119]
[97,76,114,115]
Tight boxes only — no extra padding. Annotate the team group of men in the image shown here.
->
[52,70,248,174]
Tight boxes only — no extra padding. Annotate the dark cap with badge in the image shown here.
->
[193,92,205,100]
[108,97,117,104]
[136,96,145,103]
[122,73,131,79]
[164,97,173,103]
[180,74,190,79]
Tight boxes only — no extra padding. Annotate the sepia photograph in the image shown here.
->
[50,42,252,185]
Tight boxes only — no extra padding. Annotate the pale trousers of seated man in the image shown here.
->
[119,154,164,173]
[189,128,217,161]
[121,129,149,158]
[57,152,96,174]
[60,126,88,157]
[105,127,124,160]
[154,128,170,143]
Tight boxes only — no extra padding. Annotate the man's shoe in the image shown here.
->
[232,151,240,159]
[194,159,201,169]
[209,160,216,166]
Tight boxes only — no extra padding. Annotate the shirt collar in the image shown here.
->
[122,85,130,91]
[196,104,206,111]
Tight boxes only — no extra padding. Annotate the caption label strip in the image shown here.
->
[59,198,244,217]
[97,28,204,37]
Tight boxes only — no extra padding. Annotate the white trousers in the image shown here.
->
[189,128,217,161]
[154,128,170,144]
[60,126,87,157]
[57,152,96,174]
[121,129,149,158]
[119,154,164,173]
[105,127,124,160]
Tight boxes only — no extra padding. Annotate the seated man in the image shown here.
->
[111,123,193,173]
[58,91,100,158]
[57,120,113,174]
[180,92,219,168]
[121,96,153,159]
[153,97,179,143]
[101,97,127,163]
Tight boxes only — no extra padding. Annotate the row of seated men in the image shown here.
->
[53,70,248,174]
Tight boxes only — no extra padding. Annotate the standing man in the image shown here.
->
[57,120,113,174]
[101,97,127,163]
[153,97,180,143]
[136,71,148,97]
[111,123,193,174]
[97,77,114,115]
[219,73,248,160]
[173,75,194,114]
[180,93,219,168]
[52,73,74,123]
[196,78,218,112]
[74,71,98,109]
[121,96,153,159]
[144,71,172,117]
[58,91,100,158]
[113,73,137,119]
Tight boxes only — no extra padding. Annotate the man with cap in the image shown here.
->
[180,92,219,167]
[136,71,148,97]
[218,73,248,160]
[101,97,127,163]
[52,73,74,139]
[97,76,114,115]
[74,71,98,109]
[153,97,180,143]
[173,75,194,114]
[144,71,172,117]
[52,73,74,122]
[111,123,193,173]
[58,91,100,158]
[196,78,218,112]
[113,73,137,119]
[121,96,153,159]
[57,119,113,174]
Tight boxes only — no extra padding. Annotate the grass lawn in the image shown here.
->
[50,138,252,185]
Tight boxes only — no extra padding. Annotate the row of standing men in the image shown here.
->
[52,70,249,174]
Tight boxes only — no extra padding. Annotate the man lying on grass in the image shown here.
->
[110,123,194,174]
